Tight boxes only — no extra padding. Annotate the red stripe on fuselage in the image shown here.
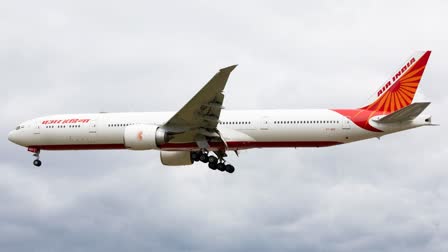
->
[30,141,342,151]
[332,109,383,132]
[33,144,126,150]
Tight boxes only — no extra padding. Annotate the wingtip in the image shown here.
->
[220,64,238,73]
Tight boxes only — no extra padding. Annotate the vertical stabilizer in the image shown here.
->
[362,51,431,114]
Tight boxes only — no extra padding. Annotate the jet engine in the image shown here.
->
[124,124,167,150]
[160,151,193,166]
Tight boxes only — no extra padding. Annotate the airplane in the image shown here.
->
[8,51,434,174]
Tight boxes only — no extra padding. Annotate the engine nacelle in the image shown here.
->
[160,151,193,166]
[124,124,167,150]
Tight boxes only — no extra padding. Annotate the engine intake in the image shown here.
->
[124,124,167,150]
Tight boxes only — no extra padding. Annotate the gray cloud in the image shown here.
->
[1,0,448,251]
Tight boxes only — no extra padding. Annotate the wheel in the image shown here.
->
[191,152,200,162]
[225,164,235,174]
[208,156,218,164]
[199,153,209,163]
[33,159,42,167]
[217,163,226,172]
[208,162,217,170]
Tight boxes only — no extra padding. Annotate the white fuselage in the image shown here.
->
[8,109,428,151]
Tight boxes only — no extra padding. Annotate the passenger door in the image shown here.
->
[259,116,270,130]
[342,117,351,130]
[88,119,97,143]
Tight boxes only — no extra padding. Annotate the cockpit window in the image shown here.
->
[16,126,20,130]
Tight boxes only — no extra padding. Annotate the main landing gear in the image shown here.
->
[30,148,42,167]
[190,151,235,174]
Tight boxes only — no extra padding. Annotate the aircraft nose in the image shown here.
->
[8,130,17,144]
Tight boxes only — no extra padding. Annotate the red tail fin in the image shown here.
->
[362,51,431,114]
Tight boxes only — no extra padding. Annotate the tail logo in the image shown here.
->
[363,51,431,114]
[333,51,431,132]
[377,57,416,97]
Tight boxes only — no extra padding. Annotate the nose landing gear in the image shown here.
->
[29,148,42,167]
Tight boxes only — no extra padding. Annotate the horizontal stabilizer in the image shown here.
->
[375,102,430,123]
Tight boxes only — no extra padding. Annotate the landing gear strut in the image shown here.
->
[191,150,235,174]
[31,149,42,167]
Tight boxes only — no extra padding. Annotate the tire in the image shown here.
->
[208,162,217,170]
[191,152,200,162]
[208,156,218,164]
[199,153,209,163]
[217,163,226,172]
[33,160,42,167]
[225,164,235,173]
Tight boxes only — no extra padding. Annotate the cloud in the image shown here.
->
[1,0,448,252]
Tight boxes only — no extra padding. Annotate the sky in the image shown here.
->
[1,0,448,251]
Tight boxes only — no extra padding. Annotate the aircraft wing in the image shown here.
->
[163,65,237,149]
[374,102,431,123]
